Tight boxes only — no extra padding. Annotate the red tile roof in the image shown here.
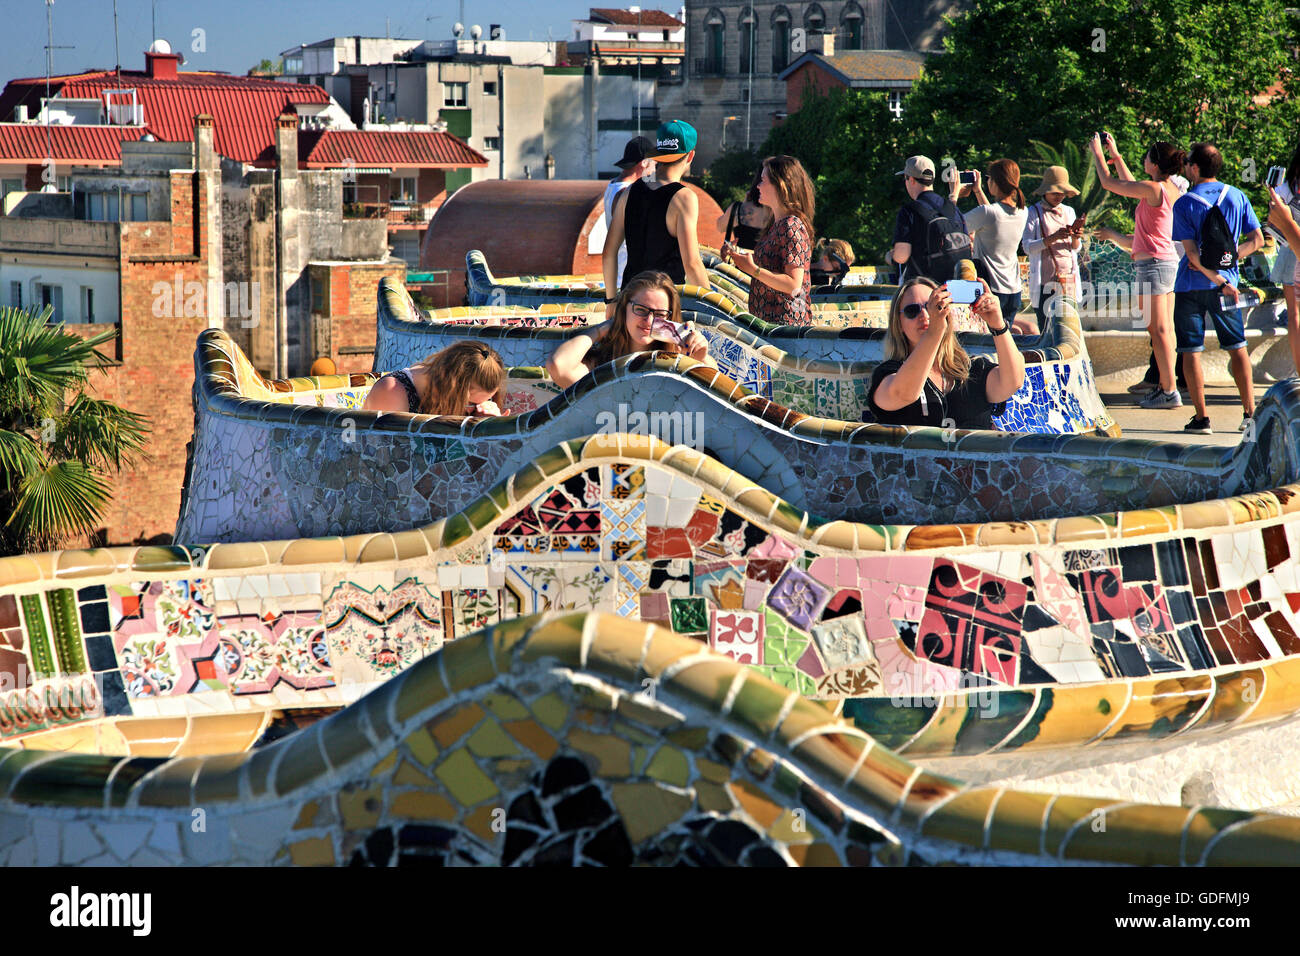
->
[0,66,330,164]
[299,129,488,169]
[0,123,147,163]
[589,8,684,27]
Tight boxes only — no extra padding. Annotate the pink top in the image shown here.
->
[1131,183,1177,261]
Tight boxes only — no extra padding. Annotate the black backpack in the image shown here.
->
[1188,185,1238,271]
[906,195,973,280]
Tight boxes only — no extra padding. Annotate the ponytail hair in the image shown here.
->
[1146,141,1186,179]
[987,159,1025,209]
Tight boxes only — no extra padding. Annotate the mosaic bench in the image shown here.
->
[3,612,1296,866]
[21,430,1300,813]
[465,249,898,329]
[379,280,1116,436]
[180,319,1167,546]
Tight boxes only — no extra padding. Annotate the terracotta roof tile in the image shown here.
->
[588,8,684,27]
[299,129,488,168]
[0,123,146,163]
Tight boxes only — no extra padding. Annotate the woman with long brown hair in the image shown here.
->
[546,271,715,388]
[364,340,507,416]
[721,155,816,325]
[965,159,1030,328]
[868,277,1025,430]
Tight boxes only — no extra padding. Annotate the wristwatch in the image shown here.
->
[604,296,617,304]
[989,323,1011,336]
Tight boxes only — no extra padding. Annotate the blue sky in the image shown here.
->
[0,0,656,81]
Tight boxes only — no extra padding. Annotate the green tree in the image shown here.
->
[0,308,149,556]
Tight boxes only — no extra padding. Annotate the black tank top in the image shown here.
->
[621,180,686,286]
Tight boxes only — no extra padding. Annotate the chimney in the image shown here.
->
[276,110,298,178]
[193,114,216,171]
[145,50,181,79]
[809,33,835,57]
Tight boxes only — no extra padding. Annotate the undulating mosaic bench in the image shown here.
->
[378,280,1116,437]
[17,423,1300,827]
[180,321,1149,545]
[4,611,1296,866]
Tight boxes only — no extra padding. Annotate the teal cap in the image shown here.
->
[650,119,697,162]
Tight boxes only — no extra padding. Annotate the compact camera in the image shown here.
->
[959,170,977,185]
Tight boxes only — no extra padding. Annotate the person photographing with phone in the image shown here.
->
[1022,166,1083,328]
[867,277,1026,430]
[963,160,1031,329]
[547,271,715,389]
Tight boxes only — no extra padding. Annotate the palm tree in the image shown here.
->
[0,306,149,556]
[1022,137,1119,230]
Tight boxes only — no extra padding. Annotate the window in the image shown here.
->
[804,3,826,34]
[9,281,21,309]
[1,178,21,201]
[391,237,421,268]
[771,6,791,72]
[739,7,755,75]
[888,90,905,120]
[701,9,725,74]
[310,273,328,314]
[38,284,63,323]
[443,82,467,107]
[343,183,358,204]
[81,287,95,323]
[130,193,147,221]
[483,81,497,95]
[391,176,418,205]
[483,136,500,151]
[842,1,865,49]
[86,192,118,222]
[85,190,146,221]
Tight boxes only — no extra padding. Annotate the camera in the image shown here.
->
[959,170,977,185]
[1097,130,1109,142]
[1266,165,1286,189]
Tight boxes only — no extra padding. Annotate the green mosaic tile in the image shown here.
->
[45,588,87,674]
[669,597,707,634]
[20,594,55,677]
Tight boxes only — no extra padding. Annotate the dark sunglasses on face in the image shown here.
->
[629,301,672,321]
[901,302,927,319]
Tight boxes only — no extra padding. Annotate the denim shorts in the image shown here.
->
[1174,287,1246,352]
[1133,257,1178,297]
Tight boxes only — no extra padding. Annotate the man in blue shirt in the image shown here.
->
[1172,142,1264,434]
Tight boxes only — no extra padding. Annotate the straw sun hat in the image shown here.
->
[1032,165,1080,197]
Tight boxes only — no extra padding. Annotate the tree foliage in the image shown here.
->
[716,0,1300,262]
[0,308,149,555]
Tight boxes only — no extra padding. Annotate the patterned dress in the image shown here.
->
[749,216,812,326]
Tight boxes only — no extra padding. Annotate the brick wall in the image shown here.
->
[72,169,214,547]
[326,259,407,374]
[784,63,845,114]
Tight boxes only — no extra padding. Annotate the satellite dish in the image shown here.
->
[148,38,172,54]
[470,24,482,39]
[452,22,464,37]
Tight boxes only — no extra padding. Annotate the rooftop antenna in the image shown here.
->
[151,0,156,49]
[43,0,74,179]
[113,0,121,83]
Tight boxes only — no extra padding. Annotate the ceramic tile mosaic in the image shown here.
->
[3,611,1300,866]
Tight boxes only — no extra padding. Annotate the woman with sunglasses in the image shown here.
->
[867,277,1026,430]
[546,271,715,388]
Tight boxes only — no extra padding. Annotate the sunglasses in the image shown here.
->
[901,303,927,319]
[629,301,672,322]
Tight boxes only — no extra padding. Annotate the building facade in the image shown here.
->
[665,0,968,166]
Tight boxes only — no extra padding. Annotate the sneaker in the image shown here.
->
[1127,380,1159,395]
[1139,388,1183,409]
[1239,413,1254,433]
[1184,415,1213,435]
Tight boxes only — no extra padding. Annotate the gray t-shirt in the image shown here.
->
[966,201,1029,294]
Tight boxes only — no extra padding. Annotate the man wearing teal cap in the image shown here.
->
[602,119,710,311]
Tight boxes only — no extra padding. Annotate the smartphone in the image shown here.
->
[945,279,983,305]
[649,315,689,346]
[1267,165,1286,189]
[959,170,977,185]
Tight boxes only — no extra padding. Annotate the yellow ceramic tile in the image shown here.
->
[529,693,569,731]
[440,637,498,694]
[466,720,522,759]
[667,727,708,750]
[338,784,382,831]
[464,803,502,843]
[501,718,559,761]
[730,779,783,828]
[389,790,458,822]
[481,691,530,721]
[293,801,321,831]
[393,758,434,787]
[434,749,499,806]
[644,747,689,787]
[570,729,631,777]
[429,702,486,748]
[288,836,335,866]
[404,728,439,766]
[769,808,817,844]
[985,789,1053,857]
[919,787,999,845]
[610,782,693,844]
[789,842,842,866]
[369,751,397,779]
[696,758,730,784]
